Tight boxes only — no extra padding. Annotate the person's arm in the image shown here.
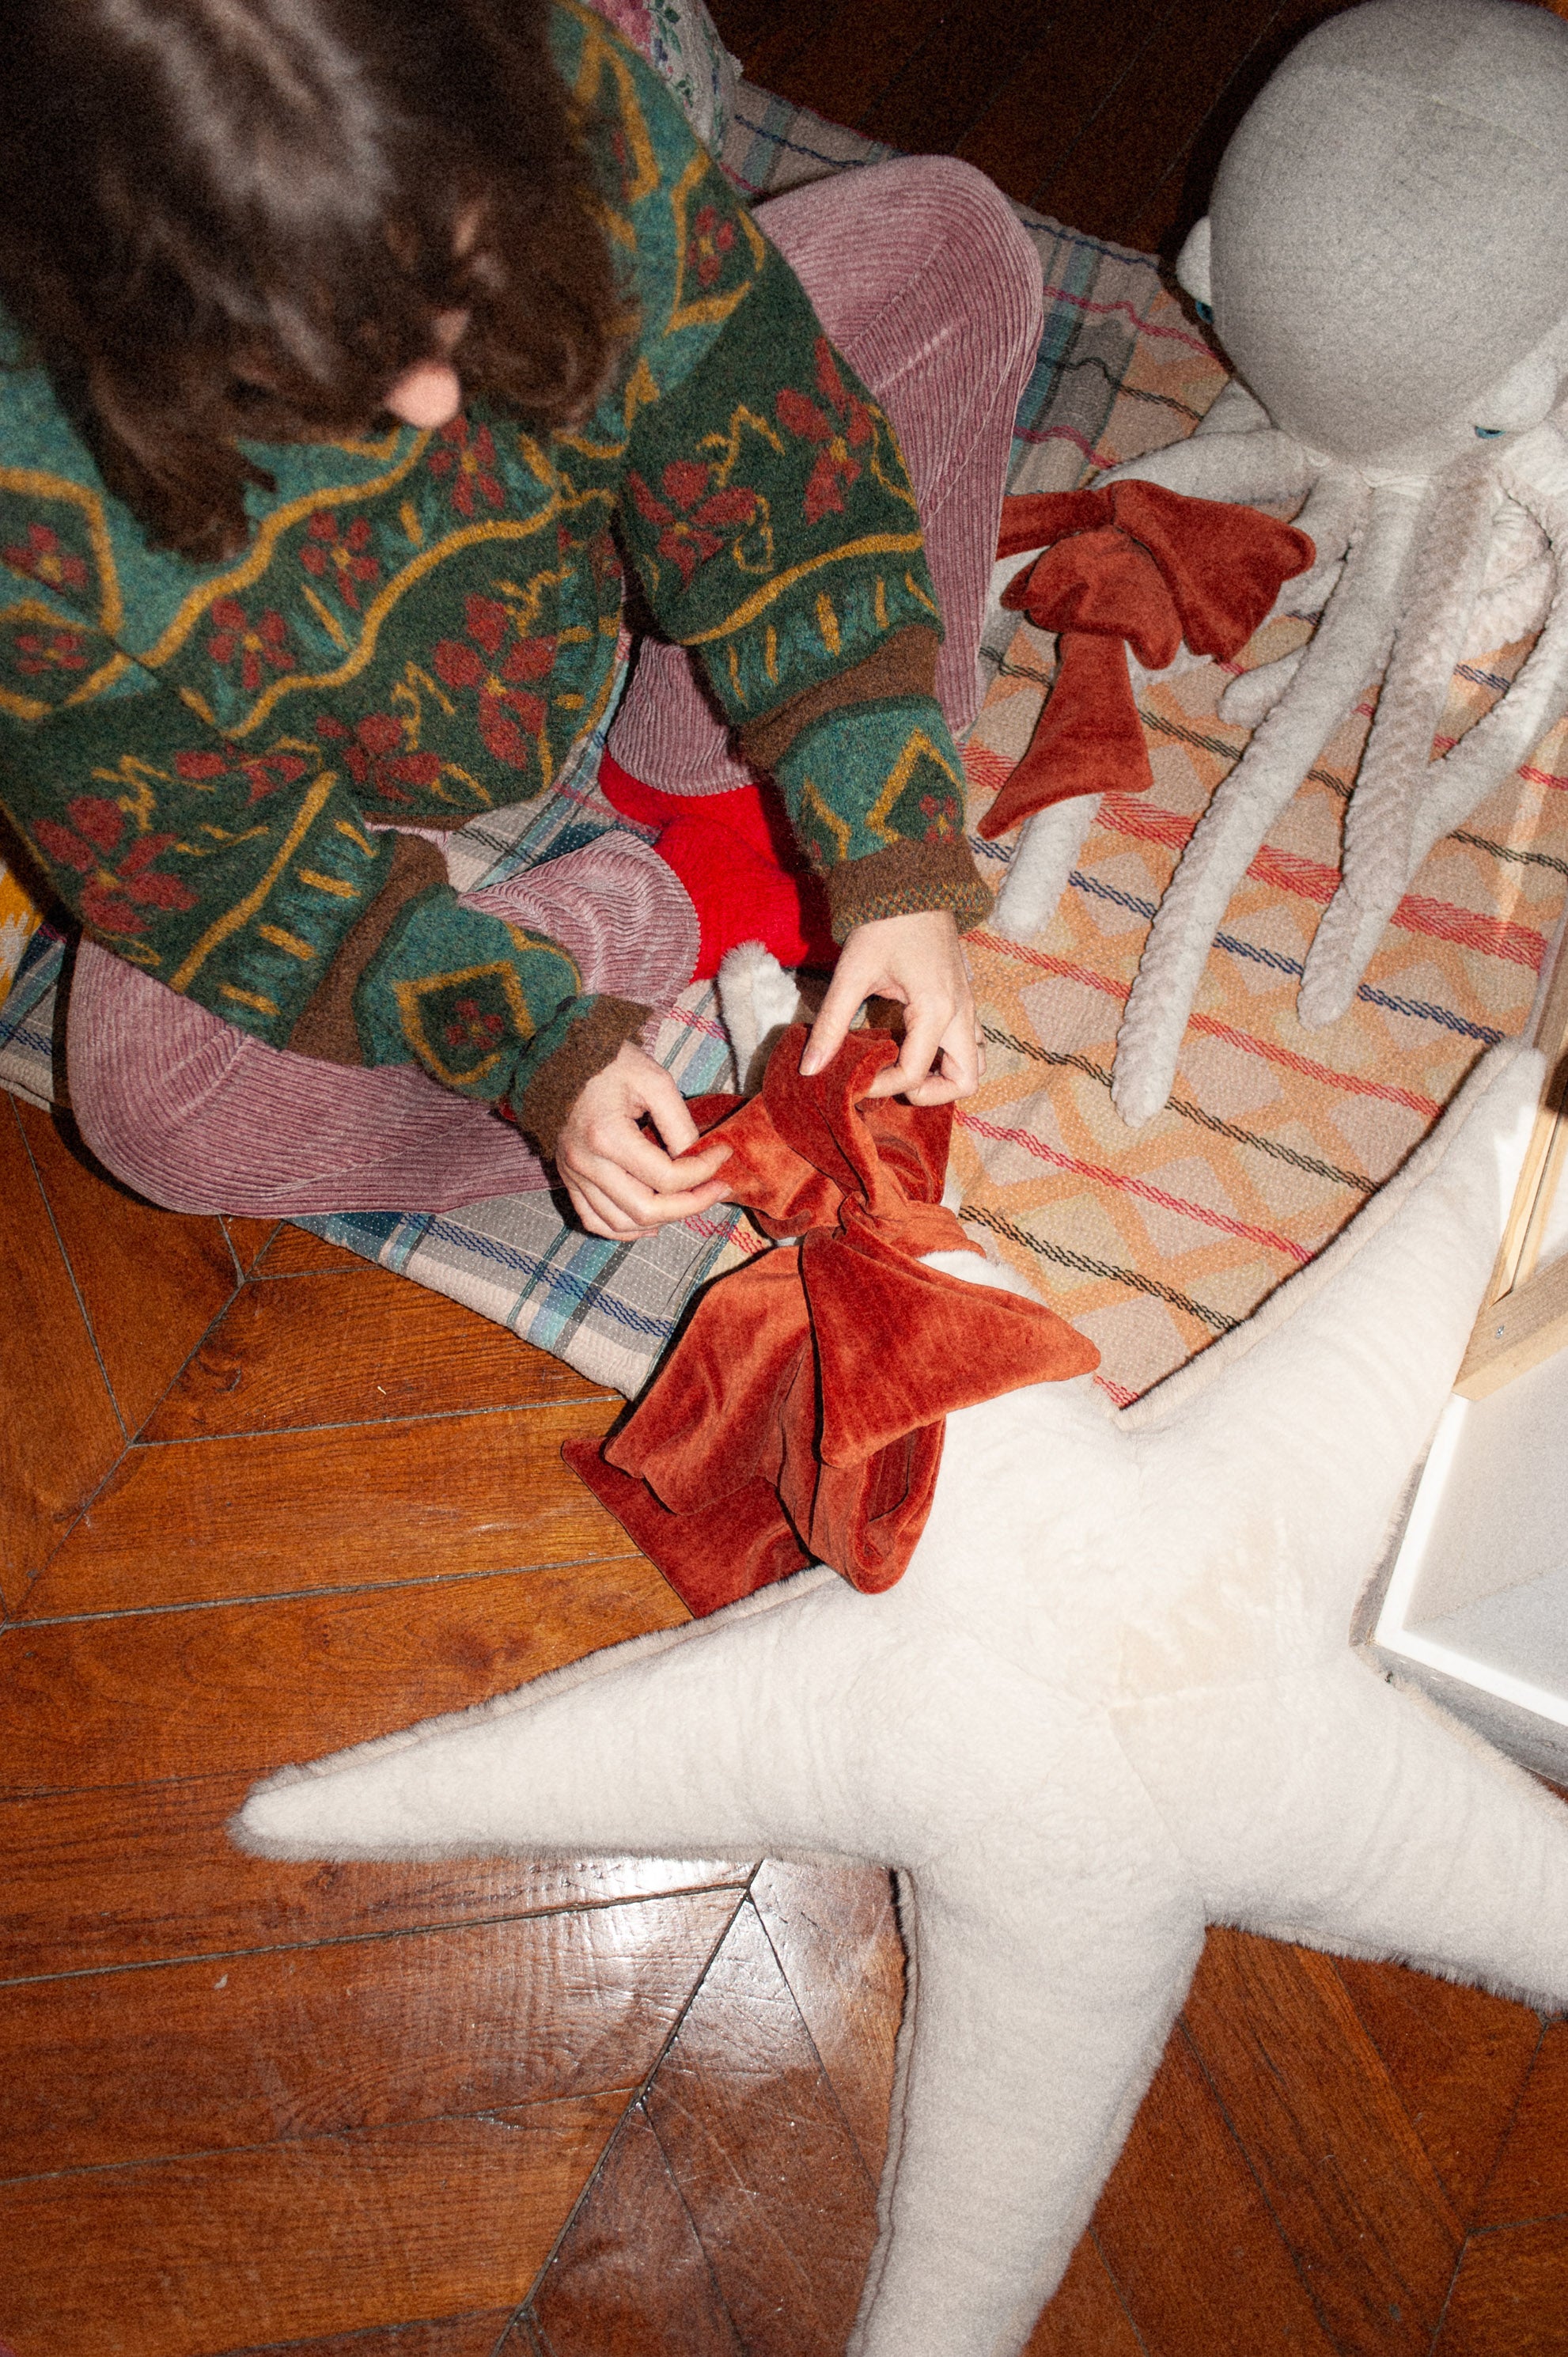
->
[0,595,645,1155]
[612,155,990,1100]
[542,17,990,1226]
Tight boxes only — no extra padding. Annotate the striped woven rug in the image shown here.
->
[960,314,1565,1402]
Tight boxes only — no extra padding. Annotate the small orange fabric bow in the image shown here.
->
[564,1025,1098,1615]
[978,482,1315,840]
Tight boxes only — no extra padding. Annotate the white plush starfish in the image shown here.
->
[236,1043,1568,2357]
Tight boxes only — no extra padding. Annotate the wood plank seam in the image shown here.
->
[1428,2245,1462,2356]
[747,1873,891,2197]
[0,1878,757,1998]
[1174,2007,1357,2348]
[1087,2223,1156,2354]
[526,2095,748,2357]
[1026,4,1180,213]
[857,12,1032,157]
[12,1545,656,1630]
[1465,2014,1558,2244]
[16,1105,249,1449]
[11,1097,130,1451]
[127,1391,623,1443]
[4,2092,634,2192]
[514,1881,757,2322]
[6,1099,131,1606]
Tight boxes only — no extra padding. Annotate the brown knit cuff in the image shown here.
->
[286,832,447,1066]
[515,994,654,1159]
[825,836,994,942]
[737,625,941,776]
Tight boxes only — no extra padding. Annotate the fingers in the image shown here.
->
[564,1138,730,1226]
[935,1001,982,1098]
[566,1163,733,1241]
[566,1172,652,1241]
[555,1043,734,1240]
[862,995,949,1101]
[593,1124,729,1199]
[864,957,985,1096]
[799,964,863,1078]
[636,1062,703,1158]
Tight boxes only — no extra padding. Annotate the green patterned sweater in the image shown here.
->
[0,0,989,1151]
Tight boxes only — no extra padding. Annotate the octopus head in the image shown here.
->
[1188,0,1568,477]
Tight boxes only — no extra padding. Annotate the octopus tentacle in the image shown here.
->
[1191,379,1274,439]
[1103,426,1316,507]
[1298,452,1505,1026]
[1218,464,1368,733]
[1220,646,1306,729]
[992,792,1100,940]
[1110,472,1417,1128]
[1403,429,1568,854]
[1218,505,1353,733]
[1301,424,1568,1026]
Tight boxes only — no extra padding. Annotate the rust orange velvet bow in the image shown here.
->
[978,482,1315,841]
[563,1025,1098,1616]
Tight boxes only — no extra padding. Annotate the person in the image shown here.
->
[0,0,1041,1240]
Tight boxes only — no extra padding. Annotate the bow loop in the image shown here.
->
[686,1025,953,1242]
[566,1025,1097,1612]
[1108,481,1314,661]
[979,481,1315,839]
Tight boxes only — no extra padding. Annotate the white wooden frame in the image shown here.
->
[1456,922,1568,1398]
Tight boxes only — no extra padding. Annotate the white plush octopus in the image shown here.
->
[994,0,1568,1127]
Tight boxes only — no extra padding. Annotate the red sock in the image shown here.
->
[599,752,835,981]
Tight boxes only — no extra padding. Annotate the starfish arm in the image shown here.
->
[850,1760,1205,2357]
[233,1568,906,1866]
[1116,1660,1568,2010]
[1129,1044,1542,1623]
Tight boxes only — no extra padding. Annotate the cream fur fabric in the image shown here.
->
[235,1038,1568,2357]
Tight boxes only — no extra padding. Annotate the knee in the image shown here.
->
[67,945,248,1212]
[888,157,1041,343]
[73,1063,235,1215]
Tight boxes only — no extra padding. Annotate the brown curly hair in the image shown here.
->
[0,0,626,561]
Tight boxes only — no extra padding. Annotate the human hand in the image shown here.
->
[555,1041,731,1240]
[799,908,983,1105]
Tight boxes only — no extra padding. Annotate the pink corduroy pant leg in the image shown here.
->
[68,157,1042,1216]
[66,831,694,1215]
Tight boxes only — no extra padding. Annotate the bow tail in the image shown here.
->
[978,631,1154,839]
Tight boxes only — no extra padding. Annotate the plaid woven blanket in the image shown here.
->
[7,81,1565,1401]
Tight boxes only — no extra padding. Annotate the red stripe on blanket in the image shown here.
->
[1184,1014,1443,1116]
[1039,285,1218,357]
[1097,801,1339,910]
[1390,892,1545,970]
[956,1111,1314,1261]
[968,933,1131,1002]
[964,741,1019,790]
[1100,794,1191,848]
[982,779,1546,970]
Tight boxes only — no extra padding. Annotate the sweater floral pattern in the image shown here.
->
[0,0,987,1143]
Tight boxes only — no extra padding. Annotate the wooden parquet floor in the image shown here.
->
[8,0,1568,2348]
[6,1097,1568,2357]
